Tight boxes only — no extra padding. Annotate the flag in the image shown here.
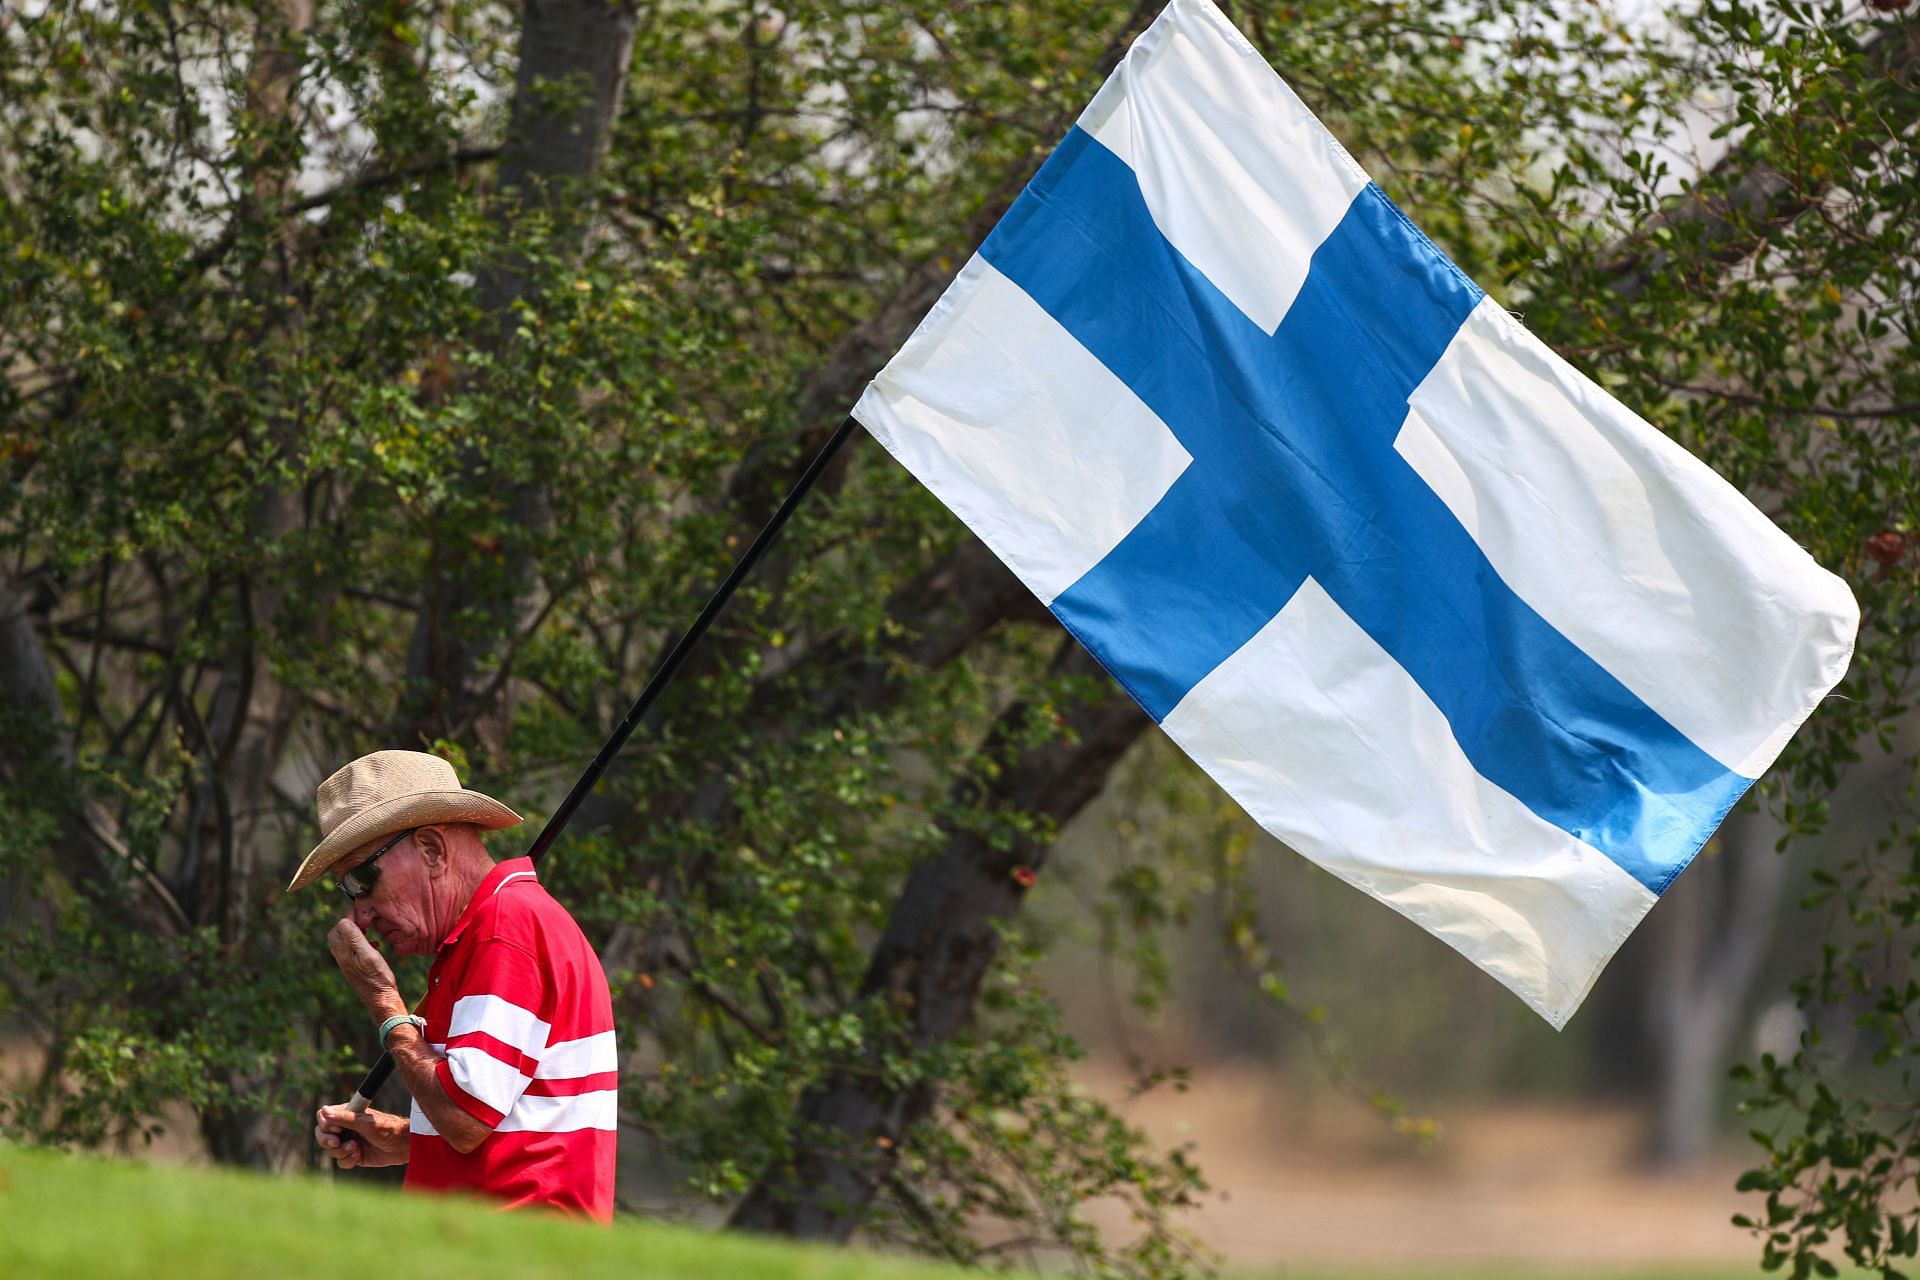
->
[851,0,1858,1026]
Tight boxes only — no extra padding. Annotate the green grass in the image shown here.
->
[0,1140,1824,1280]
[0,1141,961,1280]
[1251,1275,1798,1280]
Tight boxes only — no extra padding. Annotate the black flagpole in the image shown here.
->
[346,413,861,1110]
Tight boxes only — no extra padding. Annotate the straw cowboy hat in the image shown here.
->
[286,750,522,893]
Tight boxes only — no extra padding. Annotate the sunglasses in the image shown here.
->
[336,827,416,902]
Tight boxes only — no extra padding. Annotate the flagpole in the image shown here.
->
[345,413,861,1110]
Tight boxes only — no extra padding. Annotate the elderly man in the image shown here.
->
[287,750,617,1220]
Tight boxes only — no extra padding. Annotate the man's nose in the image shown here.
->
[350,897,379,930]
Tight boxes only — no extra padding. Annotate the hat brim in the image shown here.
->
[285,789,523,893]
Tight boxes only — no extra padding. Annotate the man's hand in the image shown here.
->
[326,918,492,1156]
[314,1102,410,1170]
[329,917,406,1021]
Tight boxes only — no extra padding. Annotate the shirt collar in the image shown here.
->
[440,856,536,950]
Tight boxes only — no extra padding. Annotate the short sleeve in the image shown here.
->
[435,938,550,1128]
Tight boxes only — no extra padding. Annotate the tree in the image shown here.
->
[1625,5,1920,1273]
[2,0,1911,1275]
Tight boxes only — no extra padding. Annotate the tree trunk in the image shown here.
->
[185,0,322,1169]
[728,640,1151,1238]
[395,0,640,753]
[1642,805,1791,1168]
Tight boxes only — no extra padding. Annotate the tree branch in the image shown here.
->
[290,145,504,215]
[1601,17,1920,301]
[0,577,189,938]
[729,639,1152,1238]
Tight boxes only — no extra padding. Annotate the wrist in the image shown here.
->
[377,1013,427,1048]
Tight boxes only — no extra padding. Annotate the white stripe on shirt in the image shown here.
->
[536,1031,617,1080]
[447,993,550,1060]
[446,1045,534,1116]
[494,1090,618,1134]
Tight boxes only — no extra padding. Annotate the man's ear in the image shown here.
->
[414,824,451,875]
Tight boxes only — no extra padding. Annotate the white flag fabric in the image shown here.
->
[852,0,1858,1026]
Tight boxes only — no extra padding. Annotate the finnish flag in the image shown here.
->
[853,0,1858,1026]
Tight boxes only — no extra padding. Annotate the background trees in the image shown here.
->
[1,0,1913,1275]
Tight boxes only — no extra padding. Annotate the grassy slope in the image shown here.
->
[0,1140,1804,1280]
[0,1142,953,1280]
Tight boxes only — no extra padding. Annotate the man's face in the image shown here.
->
[340,834,438,958]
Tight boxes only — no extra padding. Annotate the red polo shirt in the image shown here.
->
[405,857,617,1221]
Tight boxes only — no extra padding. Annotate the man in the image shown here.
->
[287,749,617,1220]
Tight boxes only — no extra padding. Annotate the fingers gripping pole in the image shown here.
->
[345,1055,392,1114]
[340,416,861,1109]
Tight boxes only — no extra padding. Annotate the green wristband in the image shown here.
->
[377,1013,426,1048]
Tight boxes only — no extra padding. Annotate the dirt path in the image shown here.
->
[1072,1061,1758,1270]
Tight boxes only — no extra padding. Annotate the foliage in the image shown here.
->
[2,0,1914,1275]
[1732,813,1920,1280]
[1656,1,1920,1277]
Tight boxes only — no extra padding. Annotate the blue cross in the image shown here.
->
[980,127,1748,893]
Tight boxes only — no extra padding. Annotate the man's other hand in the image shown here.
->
[314,1102,409,1169]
